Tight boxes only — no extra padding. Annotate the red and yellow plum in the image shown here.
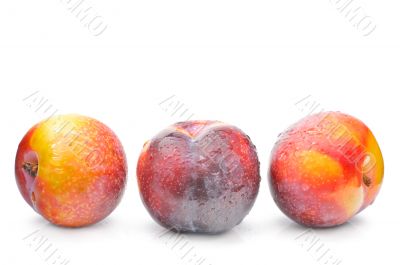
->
[15,114,127,227]
[269,112,384,227]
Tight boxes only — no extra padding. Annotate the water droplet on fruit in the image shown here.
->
[363,155,371,167]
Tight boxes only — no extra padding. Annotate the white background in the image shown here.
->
[1,1,399,265]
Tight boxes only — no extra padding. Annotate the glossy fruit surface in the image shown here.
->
[137,121,260,233]
[15,114,127,227]
[269,112,384,227]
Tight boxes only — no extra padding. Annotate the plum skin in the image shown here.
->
[269,112,384,227]
[15,114,127,227]
[137,121,260,233]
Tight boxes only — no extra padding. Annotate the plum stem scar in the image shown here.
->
[363,174,372,187]
[23,162,38,177]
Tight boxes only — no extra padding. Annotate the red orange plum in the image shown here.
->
[269,112,384,227]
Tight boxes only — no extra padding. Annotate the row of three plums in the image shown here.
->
[15,112,384,233]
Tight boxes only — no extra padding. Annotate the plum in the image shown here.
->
[137,121,260,233]
[15,114,127,227]
[269,112,384,227]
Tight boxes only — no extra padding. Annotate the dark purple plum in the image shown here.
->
[137,121,260,233]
